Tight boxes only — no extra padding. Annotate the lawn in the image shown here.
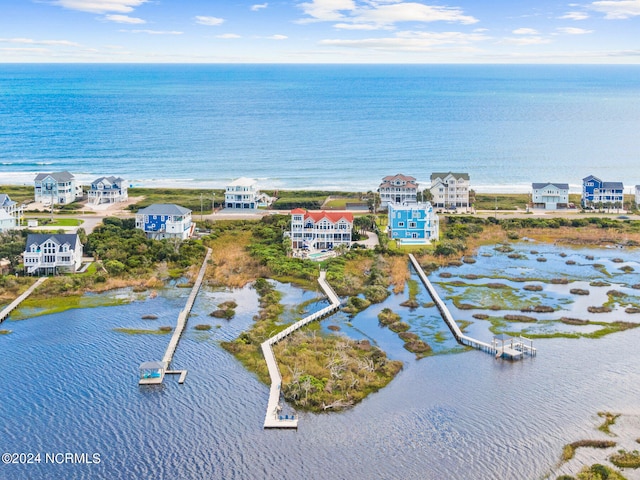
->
[128,187,224,214]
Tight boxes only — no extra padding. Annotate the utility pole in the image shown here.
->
[200,193,203,221]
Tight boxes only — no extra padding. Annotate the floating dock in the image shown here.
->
[408,254,536,359]
[138,247,211,385]
[262,270,341,429]
[0,277,48,323]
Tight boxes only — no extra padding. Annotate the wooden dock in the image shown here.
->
[262,270,341,429]
[408,254,536,359]
[0,277,48,323]
[139,248,211,385]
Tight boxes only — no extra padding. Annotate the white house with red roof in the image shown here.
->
[378,174,418,208]
[290,209,353,250]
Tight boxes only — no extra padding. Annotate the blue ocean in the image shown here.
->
[1,64,639,192]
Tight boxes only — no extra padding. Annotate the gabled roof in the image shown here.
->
[34,171,75,182]
[25,233,81,250]
[137,203,191,216]
[291,209,353,223]
[582,175,600,183]
[602,181,623,190]
[381,173,416,182]
[92,176,125,186]
[532,182,569,190]
[379,174,418,190]
[430,172,470,181]
[228,177,257,187]
[0,194,16,207]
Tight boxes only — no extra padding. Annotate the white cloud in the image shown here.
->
[512,28,539,34]
[501,36,552,45]
[51,0,148,14]
[216,33,242,39]
[298,0,356,22]
[266,34,288,40]
[105,14,145,24]
[320,30,489,51]
[195,16,225,26]
[299,1,477,27]
[126,29,183,35]
[251,3,268,11]
[559,11,590,20]
[334,23,383,29]
[589,0,640,19]
[0,37,81,47]
[556,27,593,34]
[1,47,51,54]
[353,3,478,26]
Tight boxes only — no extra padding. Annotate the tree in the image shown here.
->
[417,188,433,203]
[365,191,381,214]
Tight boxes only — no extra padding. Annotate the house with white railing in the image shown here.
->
[224,178,273,209]
[23,233,83,275]
[581,175,624,209]
[388,202,439,245]
[290,209,353,250]
[378,174,418,208]
[88,176,128,205]
[34,171,79,205]
[429,172,470,211]
[135,203,194,240]
[0,193,24,226]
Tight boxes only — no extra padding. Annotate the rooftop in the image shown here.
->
[34,171,75,182]
[137,203,192,216]
[532,182,569,190]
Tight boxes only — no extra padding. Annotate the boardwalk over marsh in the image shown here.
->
[0,277,48,323]
[262,271,341,429]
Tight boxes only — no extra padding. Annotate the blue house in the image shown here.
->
[387,202,439,245]
[135,204,194,240]
[581,175,624,209]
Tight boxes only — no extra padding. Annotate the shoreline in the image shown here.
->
[0,173,591,195]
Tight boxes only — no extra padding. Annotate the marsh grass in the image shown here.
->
[13,294,130,320]
[598,412,621,435]
[562,440,617,462]
[610,449,640,468]
[113,327,172,335]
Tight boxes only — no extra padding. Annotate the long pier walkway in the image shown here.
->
[139,248,211,385]
[162,247,212,366]
[409,254,536,358]
[262,271,341,429]
[0,277,48,323]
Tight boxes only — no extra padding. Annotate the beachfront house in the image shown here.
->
[531,182,569,210]
[387,202,439,245]
[0,209,16,233]
[224,177,273,210]
[0,193,24,226]
[429,172,470,211]
[378,174,418,208]
[34,171,78,205]
[635,186,640,208]
[23,233,83,275]
[581,175,624,209]
[135,203,194,240]
[290,209,353,251]
[88,176,128,205]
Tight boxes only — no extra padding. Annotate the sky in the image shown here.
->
[1,0,640,63]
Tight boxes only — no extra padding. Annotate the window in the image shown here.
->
[409,222,417,228]
[398,222,405,227]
